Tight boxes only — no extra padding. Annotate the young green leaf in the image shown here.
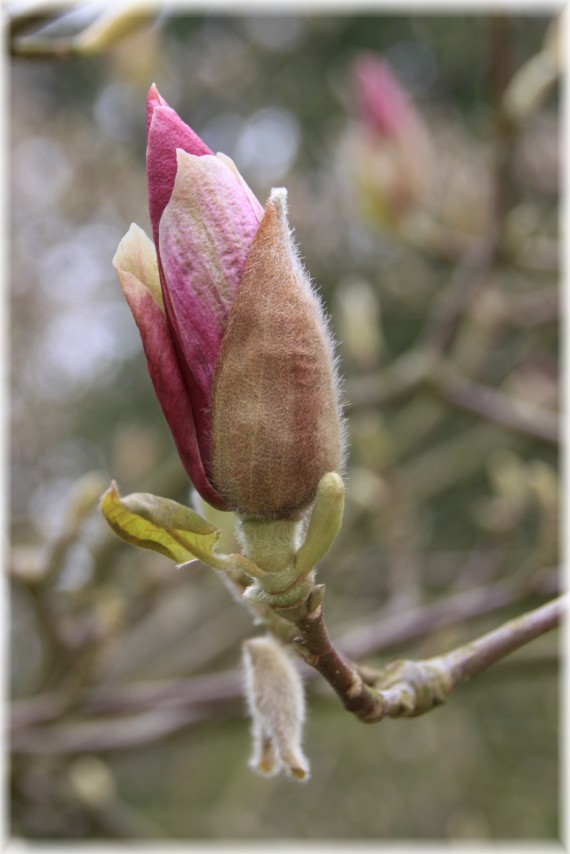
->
[100,481,223,566]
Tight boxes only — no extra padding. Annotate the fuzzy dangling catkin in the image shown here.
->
[242,635,309,781]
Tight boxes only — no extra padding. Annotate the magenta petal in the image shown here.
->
[158,151,261,446]
[146,83,168,133]
[114,226,228,510]
[146,94,213,250]
[352,54,416,139]
[122,280,228,510]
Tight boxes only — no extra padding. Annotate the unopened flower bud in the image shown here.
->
[348,53,432,225]
[113,88,344,521]
[242,635,309,781]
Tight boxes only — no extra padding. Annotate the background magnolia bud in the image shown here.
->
[242,636,309,781]
[348,53,432,226]
[211,188,343,520]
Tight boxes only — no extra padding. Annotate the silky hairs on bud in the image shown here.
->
[242,635,309,781]
[211,188,344,520]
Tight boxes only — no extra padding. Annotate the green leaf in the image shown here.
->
[100,481,224,567]
[295,472,345,575]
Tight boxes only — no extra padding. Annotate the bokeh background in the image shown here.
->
[9,4,560,843]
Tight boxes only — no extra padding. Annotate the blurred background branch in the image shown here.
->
[6,0,158,58]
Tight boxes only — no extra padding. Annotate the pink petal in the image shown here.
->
[113,222,163,308]
[216,153,265,223]
[146,83,168,134]
[146,87,213,250]
[113,225,228,510]
[158,150,261,452]
[352,54,417,139]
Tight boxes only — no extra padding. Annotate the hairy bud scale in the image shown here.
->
[211,190,342,519]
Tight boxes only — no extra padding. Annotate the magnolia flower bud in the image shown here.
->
[349,53,432,225]
[211,189,342,519]
[242,636,309,781]
[113,87,343,521]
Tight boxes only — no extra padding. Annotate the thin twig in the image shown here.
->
[338,567,559,661]
[10,691,69,732]
[398,422,521,502]
[10,705,221,756]
[11,585,561,751]
[11,567,558,733]
[420,241,497,355]
[439,595,563,687]
[346,350,434,410]
[83,669,244,716]
[431,367,559,445]
[291,593,565,723]
[347,352,558,446]
[489,14,517,228]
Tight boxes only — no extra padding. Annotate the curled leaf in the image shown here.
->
[295,472,345,575]
[100,481,223,566]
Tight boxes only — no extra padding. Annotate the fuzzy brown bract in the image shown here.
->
[211,189,342,520]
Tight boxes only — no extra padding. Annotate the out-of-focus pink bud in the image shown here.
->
[350,53,432,225]
[114,87,343,519]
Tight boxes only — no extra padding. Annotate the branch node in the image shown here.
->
[346,673,364,700]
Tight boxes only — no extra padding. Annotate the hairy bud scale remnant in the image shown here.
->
[212,190,342,519]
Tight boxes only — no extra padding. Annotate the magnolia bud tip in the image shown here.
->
[270,186,287,201]
[147,83,166,107]
[269,187,288,217]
